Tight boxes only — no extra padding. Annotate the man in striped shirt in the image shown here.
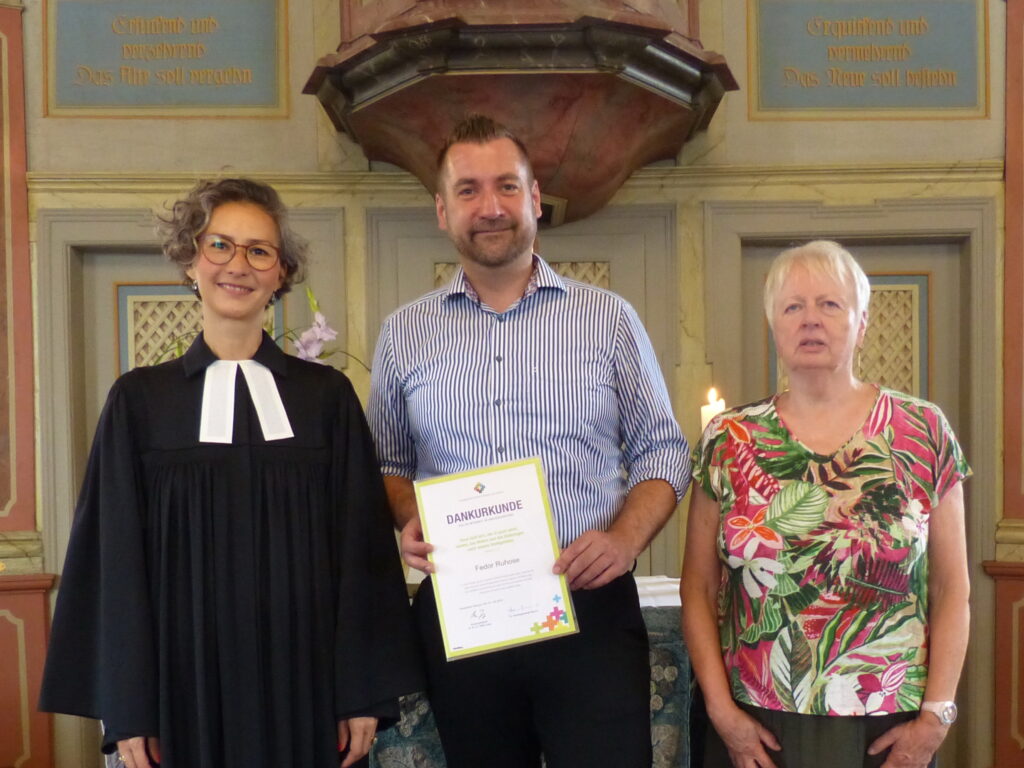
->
[368,115,690,768]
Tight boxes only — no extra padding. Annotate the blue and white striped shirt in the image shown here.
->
[368,256,691,546]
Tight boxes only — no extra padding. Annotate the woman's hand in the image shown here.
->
[338,716,378,767]
[115,737,161,767]
[710,704,781,768]
[868,715,947,767]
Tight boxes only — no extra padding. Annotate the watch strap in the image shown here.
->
[920,700,957,725]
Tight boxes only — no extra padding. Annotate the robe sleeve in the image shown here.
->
[38,375,159,748]
[331,374,424,727]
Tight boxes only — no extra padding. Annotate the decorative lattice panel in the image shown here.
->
[434,263,459,287]
[129,297,203,368]
[433,261,611,288]
[551,261,611,287]
[774,281,923,397]
[119,285,280,372]
[856,286,919,394]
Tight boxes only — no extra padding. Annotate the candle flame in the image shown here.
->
[707,387,718,405]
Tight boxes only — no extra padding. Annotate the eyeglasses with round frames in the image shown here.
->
[198,233,281,271]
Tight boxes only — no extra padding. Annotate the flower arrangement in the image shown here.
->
[289,287,370,371]
[292,288,338,362]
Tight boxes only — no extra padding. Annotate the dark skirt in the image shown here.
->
[703,701,938,768]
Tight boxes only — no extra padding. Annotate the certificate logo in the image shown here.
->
[473,482,486,494]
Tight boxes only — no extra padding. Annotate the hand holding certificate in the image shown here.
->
[415,458,578,660]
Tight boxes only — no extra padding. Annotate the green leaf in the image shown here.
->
[770,628,797,711]
[781,583,822,616]
[904,664,929,682]
[730,667,753,704]
[845,464,890,477]
[833,662,887,677]
[771,626,814,712]
[738,598,784,644]
[895,681,926,711]
[815,606,872,670]
[770,570,801,597]
[761,599,784,637]
[764,482,829,536]
[305,285,321,314]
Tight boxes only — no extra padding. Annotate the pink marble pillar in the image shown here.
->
[0,2,35,534]
[0,5,47,767]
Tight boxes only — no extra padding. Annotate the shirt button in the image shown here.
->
[497,315,506,323]
[495,355,503,363]
[494,399,501,406]
[496,446,505,453]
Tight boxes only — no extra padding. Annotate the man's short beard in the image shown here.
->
[452,223,535,268]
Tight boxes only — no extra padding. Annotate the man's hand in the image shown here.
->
[399,516,434,574]
[552,529,635,590]
[868,715,948,767]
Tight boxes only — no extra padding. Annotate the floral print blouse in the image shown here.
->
[693,387,970,716]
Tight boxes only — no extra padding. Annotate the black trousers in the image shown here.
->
[414,573,652,768]
[703,700,938,768]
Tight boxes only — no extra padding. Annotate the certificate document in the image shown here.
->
[415,457,578,660]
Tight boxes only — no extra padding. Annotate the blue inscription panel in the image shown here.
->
[750,0,987,118]
[48,0,285,115]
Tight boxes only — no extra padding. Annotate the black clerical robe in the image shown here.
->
[40,333,421,767]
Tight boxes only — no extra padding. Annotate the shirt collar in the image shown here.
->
[443,254,567,304]
[182,331,289,378]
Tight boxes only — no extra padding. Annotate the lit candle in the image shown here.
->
[700,387,726,432]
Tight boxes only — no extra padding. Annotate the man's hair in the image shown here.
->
[436,114,533,185]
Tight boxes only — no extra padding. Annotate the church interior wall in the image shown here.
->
[10,0,1013,765]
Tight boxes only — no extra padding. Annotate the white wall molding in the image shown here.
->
[26,160,1004,199]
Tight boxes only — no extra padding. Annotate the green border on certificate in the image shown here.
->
[416,457,578,660]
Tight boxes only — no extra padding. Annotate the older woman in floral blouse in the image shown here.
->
[681,241,970,768]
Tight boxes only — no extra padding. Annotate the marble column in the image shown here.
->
[987,2,1024,767]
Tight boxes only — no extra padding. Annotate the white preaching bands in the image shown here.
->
[199,360,294,443]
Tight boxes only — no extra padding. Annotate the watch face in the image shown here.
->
[940,702,958,725]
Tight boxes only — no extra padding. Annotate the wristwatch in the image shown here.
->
[921,700,958,726]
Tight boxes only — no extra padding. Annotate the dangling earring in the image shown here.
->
[190,280,201,300]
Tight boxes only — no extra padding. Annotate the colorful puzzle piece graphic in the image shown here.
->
[529,602,571,635]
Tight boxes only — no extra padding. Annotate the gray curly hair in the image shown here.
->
[158,178,308,298]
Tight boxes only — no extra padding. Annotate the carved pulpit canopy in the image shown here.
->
[305,0,736,224]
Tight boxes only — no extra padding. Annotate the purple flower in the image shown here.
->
[293,312,338,363]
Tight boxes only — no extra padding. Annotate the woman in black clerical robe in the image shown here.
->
[40,178,421,768]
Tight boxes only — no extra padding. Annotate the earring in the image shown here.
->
[190,280,201,299]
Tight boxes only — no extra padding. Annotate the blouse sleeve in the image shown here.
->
[330,375,423,727]
[38,375,159,747]
[692,415,727,502]
[928,402,972,502]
